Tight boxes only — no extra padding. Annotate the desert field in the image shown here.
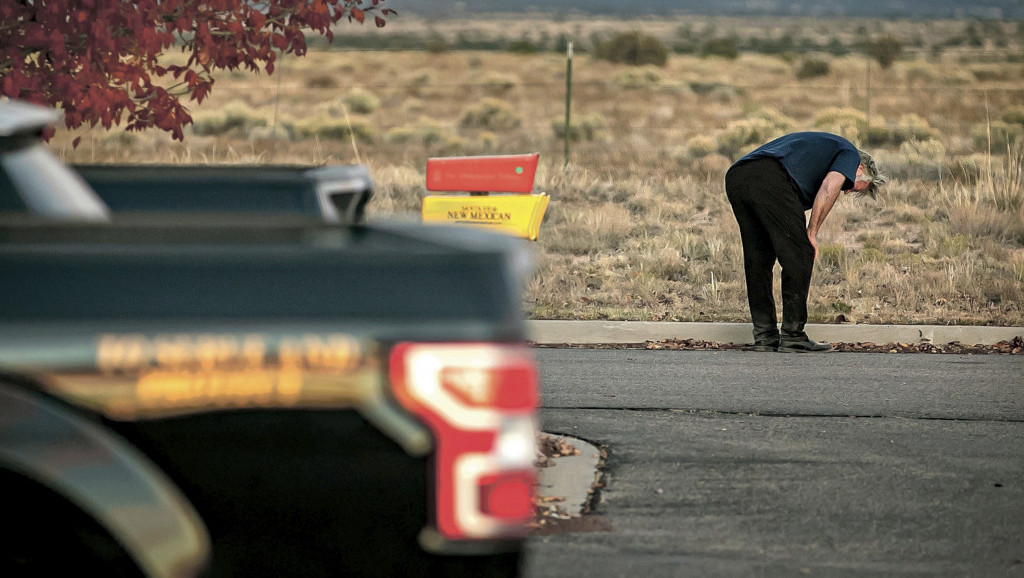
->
[48,16,1024,327]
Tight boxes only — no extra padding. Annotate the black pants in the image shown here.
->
[725,158,814,342]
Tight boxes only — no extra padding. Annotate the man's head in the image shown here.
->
[853,149,887,200]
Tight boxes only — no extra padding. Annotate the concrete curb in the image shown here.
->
[527,320,1024,346]
[536,435,602,517]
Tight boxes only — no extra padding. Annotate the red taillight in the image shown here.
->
[479,472,535,519]
[389,343,539,542]
[439,365,537,410]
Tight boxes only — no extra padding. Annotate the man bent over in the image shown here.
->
[725,131,887,352]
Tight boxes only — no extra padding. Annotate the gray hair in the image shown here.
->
[857,149,887,200]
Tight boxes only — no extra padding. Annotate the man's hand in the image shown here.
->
[806,170,846,262]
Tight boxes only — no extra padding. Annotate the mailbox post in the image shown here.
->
[421,153,550,241]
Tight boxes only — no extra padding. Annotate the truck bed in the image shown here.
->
[0,218,532,577]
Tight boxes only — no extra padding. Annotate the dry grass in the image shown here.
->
[48,16,1024,327]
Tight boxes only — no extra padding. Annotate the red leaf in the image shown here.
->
[192,82,211,103]
[6,0,391,142]
[249,11,266,29]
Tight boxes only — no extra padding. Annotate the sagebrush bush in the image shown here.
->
[386,116,465,152]
[863,114,936,147]
[970,66,1006,82]
[612,66,662,89]
[751,108,796,133]
[971,121,1024,152]
[305,74,339,89]
[904,62,936,85]
[893,114,938,144]
[685,135,719,159]
[947,153,990,184]
[191,100,267,136]
[866,35,902,69]
[294,113,374,143]
[796,58,831,79]
[594,31,668,67]
[817,243,847,269]
[341,87,381,114]
[458,98,521,131]
[383,126,417,145]
[891,139,946,181]
[551,113,609,142]
[701,37,739,59]
[813,107,867,144]
[1003,105,1024,126]
[716,117,790,159]
[476,71,521,95]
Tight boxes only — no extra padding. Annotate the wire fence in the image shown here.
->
[214,78,1024,137]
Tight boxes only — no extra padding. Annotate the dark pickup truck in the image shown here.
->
[0,101,539,577]
[73,164,374,224]
[0,161,372,224]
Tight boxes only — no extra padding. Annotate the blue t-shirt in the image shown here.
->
[734,132,860,210]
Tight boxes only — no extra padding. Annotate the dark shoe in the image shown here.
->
[778,336,833,353]
[751,339,779,352]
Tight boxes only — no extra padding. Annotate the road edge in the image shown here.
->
[527,320,1024,346]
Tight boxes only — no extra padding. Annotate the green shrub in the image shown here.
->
[858,247,887,264]
[796,58,831,79]
[305,74,338,89]
[385,117,467,154]
[612,66,662,89]
[946,153,989,184]
[751,108,797,133]
[831,300,853,314]
[817,243,846,269]
[691,83,739,103]
[866,124,894,145]
[392,116,443,148]
[407,71,433,96]
[904,62,935,85]
[813,107,867,144]
[383,126,417,145]
[477,71,521,95]
[857,232,884,251]
[893,114,938,144]
[716,115,792,159]
[892,139,946,181]
[970,66,1006,82]
[594,31,668,67]
[866,35,903,69]
[341,87,380,115]
[701,37,739,59]
[1002,105,1024,126]
[294,113,374,143]
[191,100,267,136]
[508,34,539,54]
[425,31,448,54]
[551,112,609,142]
[971,121,1024,151]
[458,98,521,132]
[685,135,719,159]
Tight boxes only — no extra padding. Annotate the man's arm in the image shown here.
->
[806,170,848,260]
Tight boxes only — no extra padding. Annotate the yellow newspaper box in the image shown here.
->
[421,153,549,241]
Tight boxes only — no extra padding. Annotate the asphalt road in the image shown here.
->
[523,349,1024,578]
